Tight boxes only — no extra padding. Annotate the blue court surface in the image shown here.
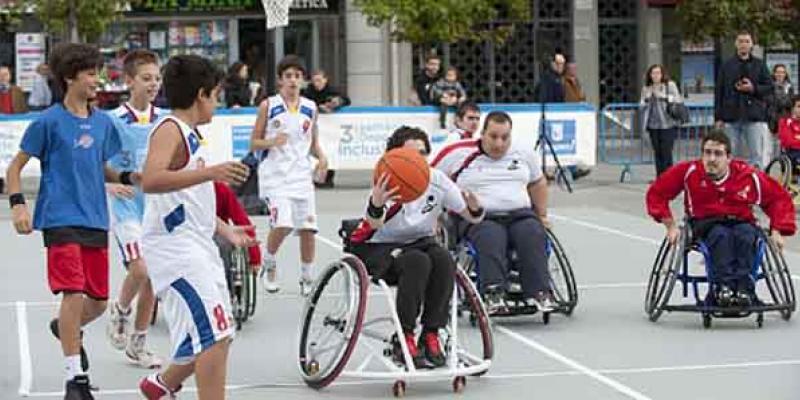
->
[3,167,800,400]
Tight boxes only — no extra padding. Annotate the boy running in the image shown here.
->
[105,49,165,369]
[250,55,328,296]
[137,55,253,400]
[6,43,125,400]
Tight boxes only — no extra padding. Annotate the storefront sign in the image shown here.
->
[14,33,46,92]
[131,0,339,13]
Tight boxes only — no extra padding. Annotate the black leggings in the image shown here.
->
[352,237,454,333]
[648,127,677,176]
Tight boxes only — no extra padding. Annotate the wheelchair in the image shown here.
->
[765,151,800,205]
[297,219,493,397]
[645,222,795,328]
[453,226,578,325]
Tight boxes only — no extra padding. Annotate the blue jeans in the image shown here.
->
[724,122,771,168]
[701,223,759,293]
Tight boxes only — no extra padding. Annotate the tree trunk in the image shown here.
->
[67,0,79,43]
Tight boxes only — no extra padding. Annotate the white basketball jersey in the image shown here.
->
[258,94,317,197]
[142,115,221,294]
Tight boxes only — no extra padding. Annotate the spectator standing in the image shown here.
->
[640,64,683,177]
[224,61,252,108]
[562,62,586,102]
[714,30,773,168]
[0,66,28,114]
[768,64,794,133]
[28,63,53,111]
[414,54,441,106]
[302,69,350,113]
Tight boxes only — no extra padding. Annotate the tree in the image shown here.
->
[353,0,531,52]
[0,1,26,34]
[26,0,128,42]
[677,0,800,48]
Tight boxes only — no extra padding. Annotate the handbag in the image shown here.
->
[667,102,689,124]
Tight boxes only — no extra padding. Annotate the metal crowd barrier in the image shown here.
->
[598,102,715,182]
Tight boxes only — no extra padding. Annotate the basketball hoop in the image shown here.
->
[263,0,291,30]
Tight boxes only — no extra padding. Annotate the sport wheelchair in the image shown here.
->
[297,219,493,397]
[765,151,800,205]
[645,222,795,328]
[454,227,578,325]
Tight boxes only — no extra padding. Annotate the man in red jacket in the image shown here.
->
[646,129,795,305]
[215,181,261,269]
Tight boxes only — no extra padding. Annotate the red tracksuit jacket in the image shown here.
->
[214,181,262,266]
[778,116,800,151]
[646,159,796,235]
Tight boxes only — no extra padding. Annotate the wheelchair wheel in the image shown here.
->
[245,263,257,318]
[765,155,792,188]
[545,228,578,315]
[761,235,796,321]
[645,232,683,322]
[228,247,248,330]
[298,254,368,389]
[446,266,493,376]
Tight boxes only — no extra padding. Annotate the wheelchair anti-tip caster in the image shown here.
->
[702,314,712,329]
[306,360,320,375]
[542,311,551,325]
[392,380,406,397]
[452,376,466,393]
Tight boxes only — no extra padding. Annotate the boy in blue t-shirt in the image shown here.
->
[105,49,165,370]
[5,43,129,400]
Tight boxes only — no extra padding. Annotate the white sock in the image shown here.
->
[65,355,83,380]
[301,263,313,280]
[263,250,276,267]
[116,301,131,315]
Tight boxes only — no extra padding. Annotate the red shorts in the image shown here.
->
[47,243,109,300]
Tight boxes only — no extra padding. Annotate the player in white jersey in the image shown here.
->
[348,126,484,369]
[250,55,328,296]
[105,49,165,369]
[432,111,555,314]
[137,55,253,400]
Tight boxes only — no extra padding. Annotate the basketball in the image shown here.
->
[373,147,430,203]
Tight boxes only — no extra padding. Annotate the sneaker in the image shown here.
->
[418,331,447,368]
[50,319,89,372]
[299,272,314,297]
[529,292,557,312]
[64,375,94,400]
[125,333,163,369]
[734,290,754,307]
[716,285,735,307]
[392,333,427,369]
[261,260,280,294]
[571,167,592,181]
[483,288,507,316]
[106,302,130,351]
[139,373,181,400]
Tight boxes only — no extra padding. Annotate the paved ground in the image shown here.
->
[3,163,800,399]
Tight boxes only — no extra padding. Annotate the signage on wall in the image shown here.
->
[14,33,46,92]
[131,0,339,13]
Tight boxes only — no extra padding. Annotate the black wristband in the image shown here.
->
[367,197,385,219]
[119,171,133,185]
[9,193,25,208]
[468,206,484,218]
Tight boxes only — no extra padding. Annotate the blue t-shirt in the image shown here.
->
[107,104,165,223]
[20,103,122,231]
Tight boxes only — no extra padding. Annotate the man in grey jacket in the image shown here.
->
[714,30,773,168]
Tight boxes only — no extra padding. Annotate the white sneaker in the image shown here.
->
[262,259,280,294]
[528,295,557,313]
[300,274,314,297]
[125,333,163,369]
[106,301,130,350]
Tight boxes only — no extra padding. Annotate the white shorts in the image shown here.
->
[265,194,318,231]
[160,270,235,364]
[113,220,144,264]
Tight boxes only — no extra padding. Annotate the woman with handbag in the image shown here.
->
[641,64,684,176]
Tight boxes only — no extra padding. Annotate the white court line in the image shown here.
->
[16,301,32,397]
[496,326,653,400]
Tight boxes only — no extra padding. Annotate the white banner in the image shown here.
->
[0,104,597,178]
[14,33,46,92]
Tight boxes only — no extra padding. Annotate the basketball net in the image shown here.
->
[263,0,291,30]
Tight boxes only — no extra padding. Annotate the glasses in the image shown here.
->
[702,148,727,158]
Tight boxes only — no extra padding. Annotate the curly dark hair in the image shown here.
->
[162,55,223,110]
[386,126,431,155]
[701,128,732,155]
[49,43,103,95]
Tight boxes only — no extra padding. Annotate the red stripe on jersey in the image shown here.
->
[451,150,483,182]
[430,139,480,167]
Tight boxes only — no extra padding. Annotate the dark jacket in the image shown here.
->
[534,69,565,103]
[224,76,251,108]
[302,83,351,111]
[714,54,772,123]
[414,73,440,105]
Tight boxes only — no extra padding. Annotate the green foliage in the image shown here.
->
[0,1,26,33]
[677,0,800,47]
[353,0,531,46]
[27,0,128,42]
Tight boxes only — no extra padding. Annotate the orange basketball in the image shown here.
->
[373,147,430,203]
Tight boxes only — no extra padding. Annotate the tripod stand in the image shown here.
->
[535,101,573,193]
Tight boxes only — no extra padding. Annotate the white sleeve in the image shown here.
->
[432,150,457,177]
[439,171,466,213]
[524,149,544,182]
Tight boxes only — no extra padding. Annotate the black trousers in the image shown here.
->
[352,237,454,333]
[648,127,677,176]
[464,209,550,298]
